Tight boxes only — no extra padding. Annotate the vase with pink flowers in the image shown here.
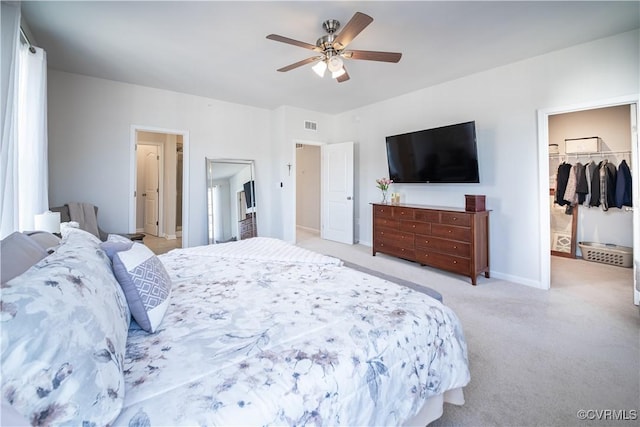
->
[375,177,393,204]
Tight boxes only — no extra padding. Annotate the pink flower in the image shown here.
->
[375,177,393,191]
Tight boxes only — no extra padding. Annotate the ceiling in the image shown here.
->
[21,1,640,115]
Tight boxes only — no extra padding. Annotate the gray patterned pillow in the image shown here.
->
[1,227,130,425]
[112,243,171,333]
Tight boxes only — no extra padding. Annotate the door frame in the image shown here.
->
[537,94,638,291]
[138,142,163,236]
[129,125,190,248]
[292,139,325,242]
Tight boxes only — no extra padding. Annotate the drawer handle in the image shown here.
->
[401,249,405,252]
[453,245,457,249]
[453,260,457,264]
[448,230,452,233]
[412,224,416,228]
[452,217,458,221]
[381,232,384,235]
[425,240,429,243]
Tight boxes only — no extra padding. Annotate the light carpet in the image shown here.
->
[296,231,638,427]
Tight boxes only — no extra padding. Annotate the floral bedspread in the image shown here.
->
[114,238,470,426]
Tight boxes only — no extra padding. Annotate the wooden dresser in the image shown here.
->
[239,213,256,240]
[372,203,490,285]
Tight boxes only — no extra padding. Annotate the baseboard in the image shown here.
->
[297,225,320,233]
[490,271,545,289]
[136,227,144,233]
[164,234,177,240]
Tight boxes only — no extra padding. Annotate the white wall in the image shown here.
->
[332,29,639,287]
[270,106,336,243]
[47,71,274,247]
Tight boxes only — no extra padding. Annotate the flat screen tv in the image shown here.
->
[243,180,255,209]
[386,121,479,183]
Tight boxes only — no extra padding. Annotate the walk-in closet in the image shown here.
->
[548,105,634,284]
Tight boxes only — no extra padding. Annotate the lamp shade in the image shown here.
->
[331,68,346,79]
[34,211,61,233]
[312,60,327,77]
[327,56,343,73]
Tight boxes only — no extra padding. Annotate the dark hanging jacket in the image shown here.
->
[615,159,632,208]
[555,163,572,206]
[589,161,602,207]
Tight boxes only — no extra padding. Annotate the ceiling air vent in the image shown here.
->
[304,120,317,131]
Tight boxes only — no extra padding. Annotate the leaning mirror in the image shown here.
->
[206,159,257,244]
[549,190,577,258]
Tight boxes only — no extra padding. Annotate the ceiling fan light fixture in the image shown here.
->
[312,60,327,77]
[327,56,343,73]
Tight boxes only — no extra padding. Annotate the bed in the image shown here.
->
[1,228,469,426]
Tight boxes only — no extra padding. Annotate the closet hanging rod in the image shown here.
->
[564,136,600,142]
[549,150,631,158]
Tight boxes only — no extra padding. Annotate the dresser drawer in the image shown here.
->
[415,235,471,258]
[376,229,414,248]
[441,212,471,227]
[416,250,470,274]
[392,206,415,220]
[431,224,471,242]
[414,210,439,223]
[375,241,415,260]
[374,205,393,218]
[399,220,431,235]
[375,217,399,229]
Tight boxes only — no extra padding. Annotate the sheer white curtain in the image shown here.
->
[0,2,20,238]
[0,3,49,238]
[17,44,48,232]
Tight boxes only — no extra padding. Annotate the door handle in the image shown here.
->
[347,196,352,200]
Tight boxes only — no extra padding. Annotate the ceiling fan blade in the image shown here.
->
[336,67,350,83]
[277,56,322,72]
[344,49,402,63]
[333,12,373,50]
[266,34,320,51]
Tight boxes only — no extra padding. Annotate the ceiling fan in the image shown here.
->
[266,11,402,83]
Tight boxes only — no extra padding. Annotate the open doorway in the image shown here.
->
[130,126,188,250]
[295,142,322,243]
[538,96,638,304]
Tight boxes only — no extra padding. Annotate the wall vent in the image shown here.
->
[296,143,304,149]
[304,120,318,131]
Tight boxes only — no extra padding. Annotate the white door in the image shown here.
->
[144,148,159,236]
[321,141,354,244]
[631,103,639,305]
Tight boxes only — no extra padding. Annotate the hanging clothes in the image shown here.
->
[589,161,602,207]
[555,163,572,206]
[583,161,597,207]
[615,159,632,208]
[599,159,617,211]
[562,163,578,205]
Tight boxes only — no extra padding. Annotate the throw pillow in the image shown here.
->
[100,240,134,260]
[0,232,48,283]
[112,243,171,333]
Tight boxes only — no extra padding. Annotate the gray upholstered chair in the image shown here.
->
[50,204,143,242]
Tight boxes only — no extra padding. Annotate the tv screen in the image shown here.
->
[243,180,255,209]
[386,121,479,183]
